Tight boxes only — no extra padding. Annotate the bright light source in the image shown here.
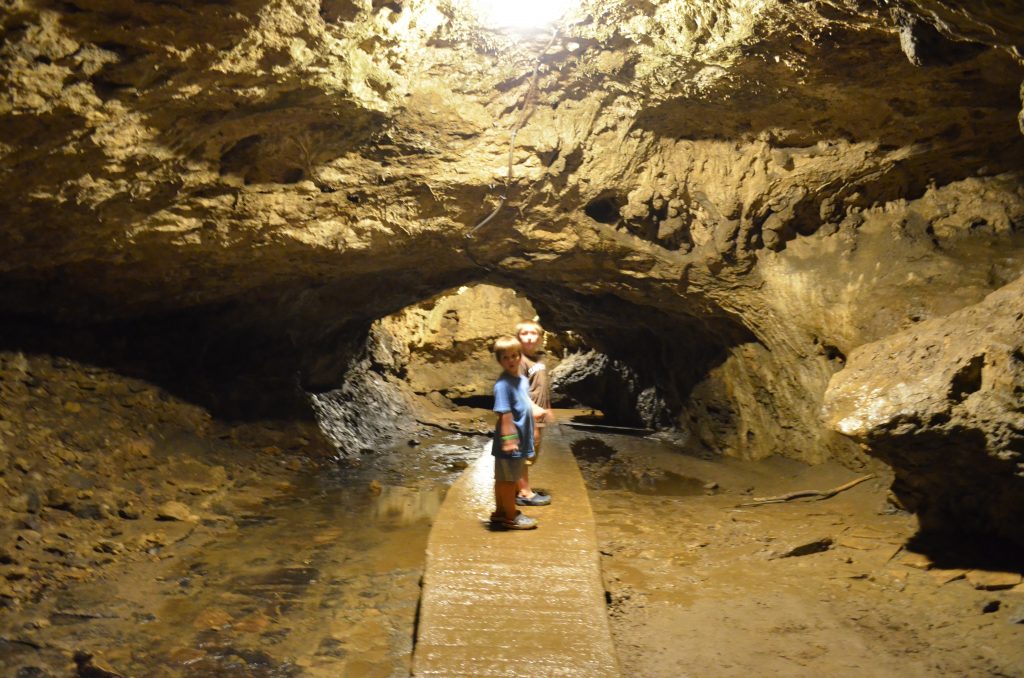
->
[470,0,575,30]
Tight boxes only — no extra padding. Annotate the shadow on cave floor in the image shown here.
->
[904,532,1024,575]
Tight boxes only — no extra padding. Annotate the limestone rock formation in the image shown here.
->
[2,0,1024,542]
[823,276,1024,546]
[375,284,538,401]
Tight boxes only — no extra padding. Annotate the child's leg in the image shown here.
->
[495,456,524,521]
[516,466,532,497]
[495,480,518,521]
[517,427,544,498]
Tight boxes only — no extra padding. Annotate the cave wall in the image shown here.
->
[374,284,540,401]
[2,1,1024,538]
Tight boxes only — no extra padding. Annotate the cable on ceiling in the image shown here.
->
[465,28,561,238]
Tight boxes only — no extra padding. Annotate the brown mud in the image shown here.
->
[568,428,1024,677]
[0,351,476,678]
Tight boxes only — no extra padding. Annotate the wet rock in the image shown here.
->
[899,552,933,570]
[167,647,206,666]
[93,540,124,555]
[550,351,657,428]
[773,537,834,559]
[895,9,986,68]
[73,651,123,678]
[192,607,232,630]
[155,502,198,523]
[375,285,537,401]
[823,276,1024,547]
[234,612,272,633]
[965,570,1022,591]
[166,461,227,494]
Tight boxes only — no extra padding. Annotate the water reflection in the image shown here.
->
[571,437,705,497]
[370,485,447,525]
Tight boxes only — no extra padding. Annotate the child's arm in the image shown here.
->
[531,402,554,426]
[497,412,519,453]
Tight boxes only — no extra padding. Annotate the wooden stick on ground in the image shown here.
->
[735,474,875,508]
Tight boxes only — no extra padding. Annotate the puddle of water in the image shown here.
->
[571,437,618,462]
[370,484,447,525]
[572,437,705,497]
[602,465,706,496]
[15,434,476,678]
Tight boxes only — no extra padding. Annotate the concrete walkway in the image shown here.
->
[413,425,619,676]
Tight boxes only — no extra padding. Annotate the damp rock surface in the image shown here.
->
[823,275,1024,546]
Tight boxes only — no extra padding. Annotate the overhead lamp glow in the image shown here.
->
[470,0,574,30]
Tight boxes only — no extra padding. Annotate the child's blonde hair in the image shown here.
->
[492,335,521,361]
[515,320,544,337]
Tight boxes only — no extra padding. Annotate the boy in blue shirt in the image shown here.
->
[489,335,538,530]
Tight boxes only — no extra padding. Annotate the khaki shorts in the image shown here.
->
[494,455,526,482]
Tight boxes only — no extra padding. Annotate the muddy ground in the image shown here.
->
[2,351,1022,676]
[0,351,476,677]
[570,431,1024,677]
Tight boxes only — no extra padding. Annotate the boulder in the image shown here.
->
[823,276,1024,546]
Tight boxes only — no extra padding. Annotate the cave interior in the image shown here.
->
[1,1,1024,670]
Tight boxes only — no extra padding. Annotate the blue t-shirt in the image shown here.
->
[492,373,535,459]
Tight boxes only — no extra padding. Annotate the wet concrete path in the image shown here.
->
[413,425,619,676]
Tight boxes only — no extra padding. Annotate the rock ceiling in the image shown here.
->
[1,0,1023,545]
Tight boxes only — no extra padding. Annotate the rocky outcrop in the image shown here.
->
[823,276,1024,546]
[374,284,539,401]
[308,335,416,457]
